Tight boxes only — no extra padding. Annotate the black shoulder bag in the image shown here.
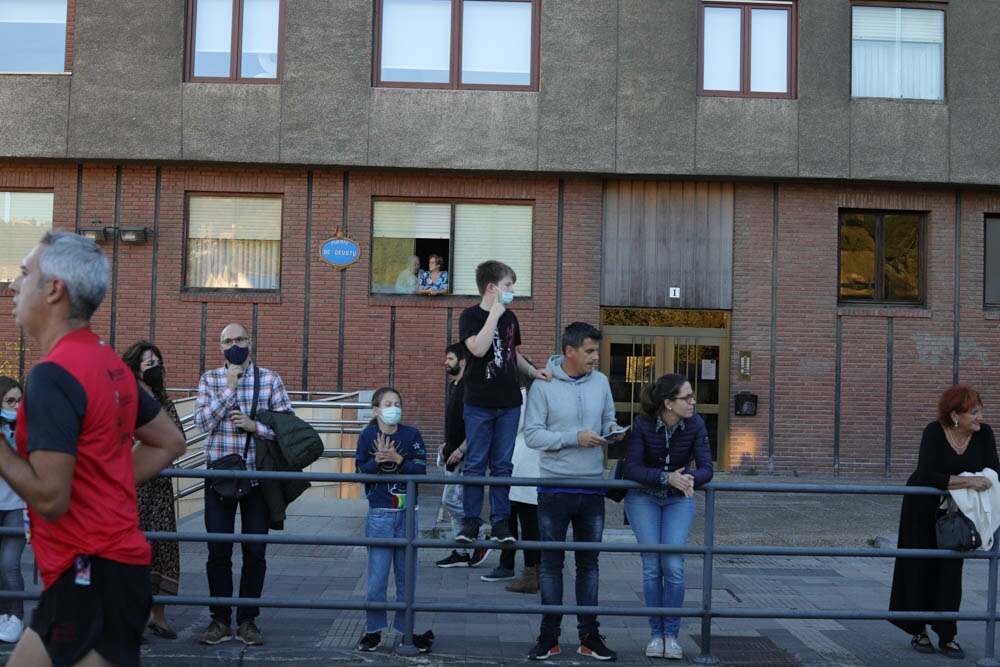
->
[936,498,982,551]
[207,366,260,504]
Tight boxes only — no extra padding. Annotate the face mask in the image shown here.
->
[379,406,402,426]
[499,289,515,305]
[142,365,164,389]
[0,409,15,423]
[224,344,250,366]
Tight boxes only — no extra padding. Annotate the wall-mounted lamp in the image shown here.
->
[118,227,150,243]
[78,225,112,242]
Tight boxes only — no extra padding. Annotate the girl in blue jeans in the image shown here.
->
[354,387,434,654]
[623,373,713,660]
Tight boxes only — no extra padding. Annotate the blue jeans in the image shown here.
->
[462,405,520,525]
[0,509,24,618]
[205,484,269,626]
[537,492,605,638]
[365,508,416,634]
[624,490,696,638]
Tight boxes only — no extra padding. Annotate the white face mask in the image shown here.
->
[499,289,515,305]
[379,406,402,426]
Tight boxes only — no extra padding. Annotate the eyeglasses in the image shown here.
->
[221,336,249,346]
[672,394,696,403]
[1,397,19,408]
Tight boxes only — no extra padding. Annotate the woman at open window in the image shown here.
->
[418,254,449,296]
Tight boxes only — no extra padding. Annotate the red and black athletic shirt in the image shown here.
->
[14,328,160,589]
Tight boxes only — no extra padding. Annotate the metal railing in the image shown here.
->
[123,470,999,664]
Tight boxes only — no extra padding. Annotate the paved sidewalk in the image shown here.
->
[1,474,998,666]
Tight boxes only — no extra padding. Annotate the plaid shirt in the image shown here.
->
[194,361,293,471]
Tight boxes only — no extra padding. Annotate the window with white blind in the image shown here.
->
[852,5,944,100]
[985,217,1000,308]
[371,200,533,296]
[187,0,282,81]
[0,191,53,283]
[0,0,68,73]
[185,195,282,290]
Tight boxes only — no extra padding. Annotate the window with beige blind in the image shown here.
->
[371,200,532,296]
[185,195,282,290]
[0,191,53,284]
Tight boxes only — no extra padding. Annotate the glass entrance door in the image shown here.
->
[601,327,729,465]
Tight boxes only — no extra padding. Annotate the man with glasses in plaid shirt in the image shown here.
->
[193,323,292,647]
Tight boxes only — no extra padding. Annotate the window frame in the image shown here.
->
[373,0,541,91]
[0,0,74,74]
[697,0,798,99]
[185,0,285,83]
[0,189,55,287]
[837,208,926,306]
[984,216,1000,309]
[369,196,534,297]
[849,1,947,102]
[182,192,284,294]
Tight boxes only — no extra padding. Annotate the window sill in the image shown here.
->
[181,291,281,304]
[837,305,930,318]
[368,294,535,311]
[983,309,1000,320]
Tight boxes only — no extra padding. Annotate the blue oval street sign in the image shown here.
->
[320,234,360,270]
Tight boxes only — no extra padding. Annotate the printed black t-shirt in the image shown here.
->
[458,305,522,409]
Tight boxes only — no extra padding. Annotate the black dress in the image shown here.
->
[889,421,1000,642]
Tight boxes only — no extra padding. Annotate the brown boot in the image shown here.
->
[505,565,539,593]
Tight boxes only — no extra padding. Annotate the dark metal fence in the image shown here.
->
[5,471,999,665]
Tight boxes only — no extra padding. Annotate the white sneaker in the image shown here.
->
[664,636,683,660]
[0,615,23,643]
[645,637,664,658]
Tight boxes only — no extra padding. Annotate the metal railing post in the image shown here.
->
[695,487,719,666]
[979,528,1000,667]
[396,478,419,656]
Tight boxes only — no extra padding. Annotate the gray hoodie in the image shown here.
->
[524,354,617,481]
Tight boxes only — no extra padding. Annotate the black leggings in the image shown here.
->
[500,501,540,569]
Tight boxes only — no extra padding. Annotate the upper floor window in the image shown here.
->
[852,5,944,101]
[839,209,924,305]
[187,0,283,82]
[371,200,533,296]
[0,0,68,73]
[985,217,1000,308]
[1,192,54,284]
[185,195,282,290]
[375,0,540,90]
[699,1,796,98]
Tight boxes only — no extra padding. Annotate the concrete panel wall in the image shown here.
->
[0,0,999,184]
[67,0,184,159]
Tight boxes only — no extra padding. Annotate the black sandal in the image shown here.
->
[911,633,934,654]
[939,640,965,659]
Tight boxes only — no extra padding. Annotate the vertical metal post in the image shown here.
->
[397,479,419,655]
[979,528,1000,667]
[694,488,719,666]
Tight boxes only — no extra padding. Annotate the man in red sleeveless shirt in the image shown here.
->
[1,233,186,667]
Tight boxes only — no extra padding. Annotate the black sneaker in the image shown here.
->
[529,634,561,660]
[469,547,492,567]
[436,550,471,568]
[491,519,516,543]
[456,518,479,543]
[480,565,515,582]
[412,629,435,653]
[578,633,617,661]
[356,631,381,651]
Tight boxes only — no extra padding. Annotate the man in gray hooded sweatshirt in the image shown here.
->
[524,322,623,662]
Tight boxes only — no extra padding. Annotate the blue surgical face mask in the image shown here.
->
[499,289,515,305]
[0,409,15,423]
[379,406,402,426]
